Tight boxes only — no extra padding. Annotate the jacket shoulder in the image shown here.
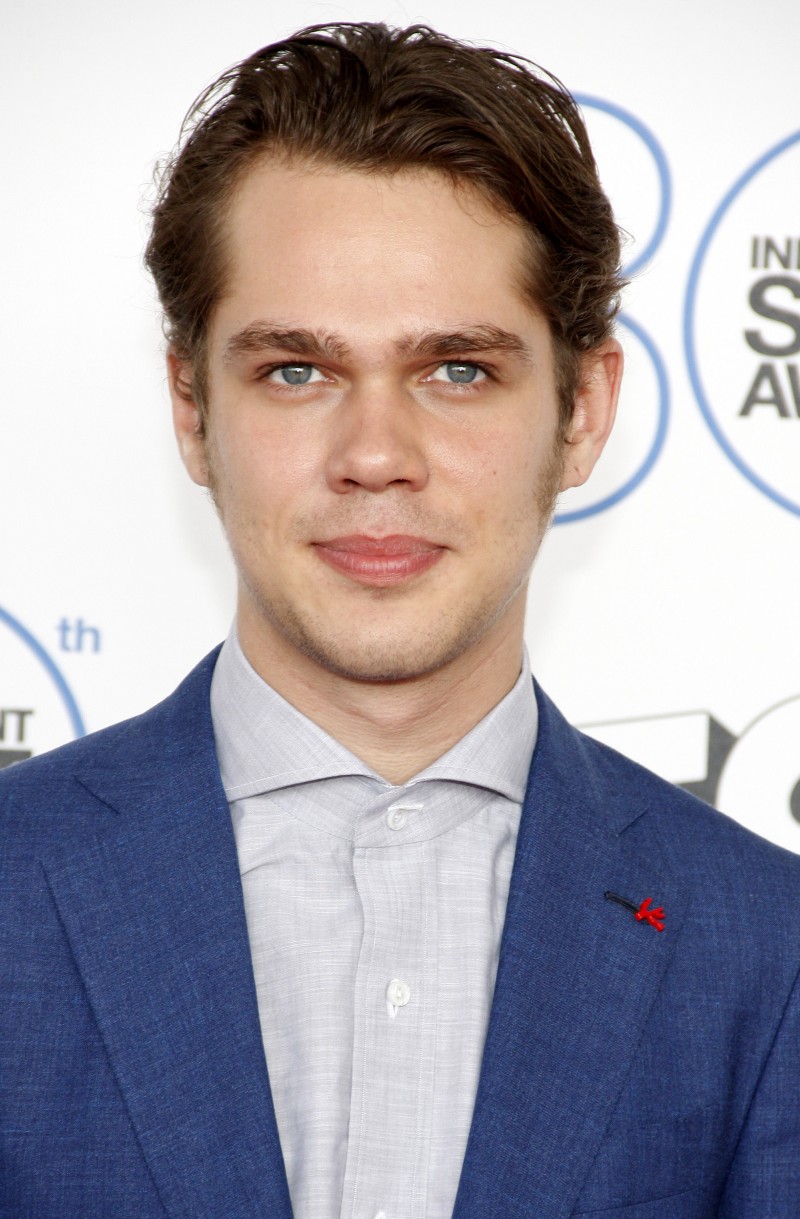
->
[535,682,800,889]
[0,648,220,837]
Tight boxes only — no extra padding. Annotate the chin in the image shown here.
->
[290,632,469,685]
[266,598,501,685]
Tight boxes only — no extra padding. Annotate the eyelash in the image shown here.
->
[257,360,496,387]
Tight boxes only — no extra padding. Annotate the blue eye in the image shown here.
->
[445,362,479,383]
[428,361,485,384]
[273,364,315,385]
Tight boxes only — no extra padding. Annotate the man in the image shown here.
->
[2,22,799,1219]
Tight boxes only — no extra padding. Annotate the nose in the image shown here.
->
[325,384,430,494]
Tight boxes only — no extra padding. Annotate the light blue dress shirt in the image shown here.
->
[210,632,538,1219]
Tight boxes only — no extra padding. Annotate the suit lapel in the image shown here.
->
[41,654,293,1219]
[454,687,690,1219]
[38,655,690,1218]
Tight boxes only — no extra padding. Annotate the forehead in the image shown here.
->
[227,156,517,243]
[213,159,540,338]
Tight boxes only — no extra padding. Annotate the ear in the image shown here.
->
[560,338,623,491]
[167,351,210,487]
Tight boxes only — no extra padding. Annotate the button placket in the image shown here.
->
[343,839,437,1219]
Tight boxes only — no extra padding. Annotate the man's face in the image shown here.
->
[172,161,618,684]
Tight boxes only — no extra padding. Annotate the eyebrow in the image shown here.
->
[223,325,350,365]
[397,325,534,364]
[222,322,535,367]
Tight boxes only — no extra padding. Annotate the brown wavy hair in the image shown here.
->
[145,22,624,429]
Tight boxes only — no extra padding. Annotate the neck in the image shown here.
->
[236,609,526,785]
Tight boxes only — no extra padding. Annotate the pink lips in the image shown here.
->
[314,534,444,585]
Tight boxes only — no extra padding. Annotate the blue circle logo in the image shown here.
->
[575,95,671,277]
[0,606,85,767]
[685,131,800,516]
[554,98,671,524]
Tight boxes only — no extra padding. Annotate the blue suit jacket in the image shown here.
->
[3,649,800,1218]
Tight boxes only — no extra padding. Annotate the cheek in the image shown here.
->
[209,416,321,515]
[495,437,563,536]
[480,436,539,499]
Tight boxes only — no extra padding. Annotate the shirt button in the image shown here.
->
[386,800,422,830]
[386,978,411,1007]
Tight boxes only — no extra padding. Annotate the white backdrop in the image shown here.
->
[3,0,800,851]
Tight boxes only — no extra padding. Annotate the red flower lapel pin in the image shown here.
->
[605,890,665,932]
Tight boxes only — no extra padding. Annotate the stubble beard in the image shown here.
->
[206,435,565,686]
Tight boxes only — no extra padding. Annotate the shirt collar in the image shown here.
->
[210,628,537,805]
